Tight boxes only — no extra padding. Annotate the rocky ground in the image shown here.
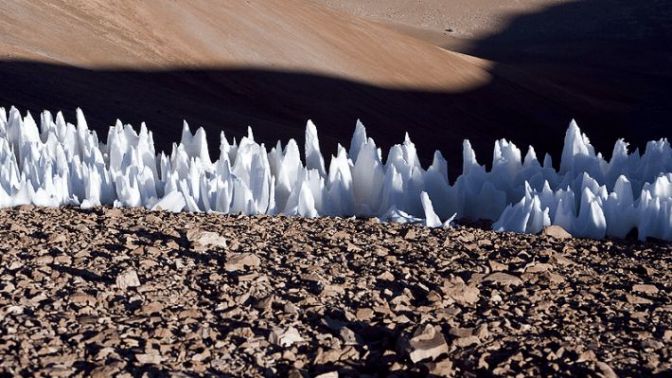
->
[0,206,671,377]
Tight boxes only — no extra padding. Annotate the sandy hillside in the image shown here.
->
[0,0,489,89]
[315,0,571,49]
[318,0,672,155]
[0,0,595,171]
[0,0,670,171]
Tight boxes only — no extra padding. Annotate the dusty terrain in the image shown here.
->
[0,206,670,376]
[316,0,571,48]
[1,0,495,169]
[1,0,488,88]
[1,0,670,171]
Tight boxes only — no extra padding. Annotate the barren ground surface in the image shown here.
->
[2,1,671,170]
[0,0,489,88]
[0,206,670,377]
[315,0,571,46]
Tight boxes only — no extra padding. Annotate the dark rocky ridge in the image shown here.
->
[0,206,670,376]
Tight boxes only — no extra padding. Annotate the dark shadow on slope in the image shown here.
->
[0,0,671,178]
[0,60,573,176]
[464,0,672,153]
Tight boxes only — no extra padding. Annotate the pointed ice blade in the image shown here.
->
[420,192,442,228]
[304,120,326,176]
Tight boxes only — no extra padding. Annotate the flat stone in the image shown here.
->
[577,350,596,363]
[633,284,659,295]
[103,208,123,217]
[377,271,395,281]
[135,353,164,365]
[663,330,672,342]
[269,327,304,347]
[225,253,261,272]
[524,263,553,273]
[448,327,473,338]
[404,324,449,363]
[542,225,572,240]
[356,308,374,321]
[69,292,96,305]
[140,302,164,315]
[442,277,480,306]
[35,255,54,265]
[187,229,228,251]
[551,253,576,266]
[489,260,508,272]
[595,361,618,378]
[425,358,454,377]
[626,294,653,305]
[116,270,141,290]
[454,336,480,348]
[483,272,523,286]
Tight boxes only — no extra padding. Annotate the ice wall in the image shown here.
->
[1,106,671,241]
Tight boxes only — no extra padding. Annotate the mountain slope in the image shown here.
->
[1,0,490,89]
[0,0,624,171]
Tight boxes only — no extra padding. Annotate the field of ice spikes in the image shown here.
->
[2,106,672,241]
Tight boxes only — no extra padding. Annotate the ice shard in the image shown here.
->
[2,107,672,240]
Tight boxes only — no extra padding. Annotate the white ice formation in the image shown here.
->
[1,106,671,241]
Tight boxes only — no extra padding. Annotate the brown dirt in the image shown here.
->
[2,1,670,171]
[1,206,670,376]
[315,0,570,46]
[0,0,490,89]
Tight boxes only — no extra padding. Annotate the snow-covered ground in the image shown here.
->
[1,106,671,241]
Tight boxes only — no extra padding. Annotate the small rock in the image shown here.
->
[254,295,274,312]
[551,253,576,266]
[404,229,418,240]
[377,271,395,281]
[483,272,523,286]
[141,302,164,315]
[475,324,489,339]
[36,255,54,266]
[542,225,572,240]
[225,253,261,272]
[524,263,553,273]
[633,284,659,295]
[595,361,618,378]
[283,302,300,316]
[489,260,508,272]
[116,269,141,290]
[642,339,664,350]
[104,208,123,217]
[300,273,324,283]
[454,336,480,348]
[356,308,374,321]
[425,358,453,377]
[8,260,23,270]
[136,353,164,365]
[54,255,72,265]
[403,324,449,363]
[339,327,359,345]
[577,350,597,362]
[663,329,672,342]
[70,292,96,305]
[442,277,480,305]
[626,294,653,305]
[269,327,304,347]
[48,233,67,243]
[145,214,162,225]
[187,229,227,251]
[448,327,473,338]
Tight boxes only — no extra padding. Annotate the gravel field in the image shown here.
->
[0,206,671,377]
